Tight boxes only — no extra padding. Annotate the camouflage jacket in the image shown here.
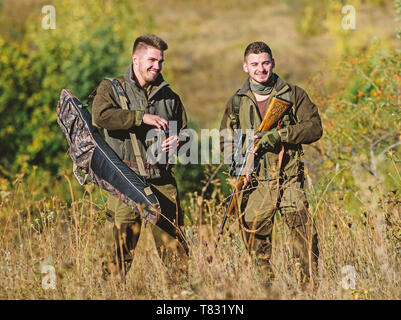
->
[91,64,187,179]
[219,75,323,180]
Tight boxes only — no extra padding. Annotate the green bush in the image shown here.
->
[0,0,150,179]
[311,43,401,214]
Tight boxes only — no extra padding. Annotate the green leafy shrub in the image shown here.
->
[0,0,150,179]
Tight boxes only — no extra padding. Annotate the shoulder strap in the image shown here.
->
[232,90,241,129]
[105,78,149,182]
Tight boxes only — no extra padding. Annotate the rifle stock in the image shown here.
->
[216,96,292,244]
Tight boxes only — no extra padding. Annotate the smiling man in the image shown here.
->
[219,41,323,290]
[91,34,189,281]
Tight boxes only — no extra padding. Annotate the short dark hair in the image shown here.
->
[132,34,168,54]
[244,42,273,60]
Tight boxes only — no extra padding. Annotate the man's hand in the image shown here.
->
[254,128,281,152]
[241,174,253,190]
[143,114,168,131]
[162,134,179,152]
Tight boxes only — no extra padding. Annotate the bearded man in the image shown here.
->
[92,34,189,280]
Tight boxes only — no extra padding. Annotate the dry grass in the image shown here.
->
[1,0,400,300]
[1,164,400,300]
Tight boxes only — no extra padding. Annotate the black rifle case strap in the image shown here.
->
[106,78,151,196]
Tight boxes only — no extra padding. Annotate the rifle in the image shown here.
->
[216,96,292,244]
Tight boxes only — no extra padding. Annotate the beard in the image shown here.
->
[140,67,159,84]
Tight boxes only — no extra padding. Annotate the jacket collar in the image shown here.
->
[124,64,169,99]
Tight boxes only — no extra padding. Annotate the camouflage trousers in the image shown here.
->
[239,174,319,286]
[102,175,189,280]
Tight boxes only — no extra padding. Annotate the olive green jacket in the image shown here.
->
[219,75,323,180]
[91,64,187,179]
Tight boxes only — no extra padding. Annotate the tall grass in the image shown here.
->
[0,0,400,300]
[1,154,400,299]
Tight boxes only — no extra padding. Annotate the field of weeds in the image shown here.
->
[0,0,400,300]
[0,154,400,300]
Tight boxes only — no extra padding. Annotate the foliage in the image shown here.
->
[294,0,394,59]
[306,40,401,217]
[0,0,151,177]
[0,0,401,300]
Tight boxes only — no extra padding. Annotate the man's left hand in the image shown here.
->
[254,128,281,151]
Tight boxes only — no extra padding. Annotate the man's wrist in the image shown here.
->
[278,127,288,143]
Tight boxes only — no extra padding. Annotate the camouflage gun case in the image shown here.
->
[56,89,161,224]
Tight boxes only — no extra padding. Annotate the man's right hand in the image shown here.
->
[241,174,253,190]
[142,114,168,131]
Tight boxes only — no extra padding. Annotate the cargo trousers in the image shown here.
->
[239,173,319,286]
[102,175,189,280]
